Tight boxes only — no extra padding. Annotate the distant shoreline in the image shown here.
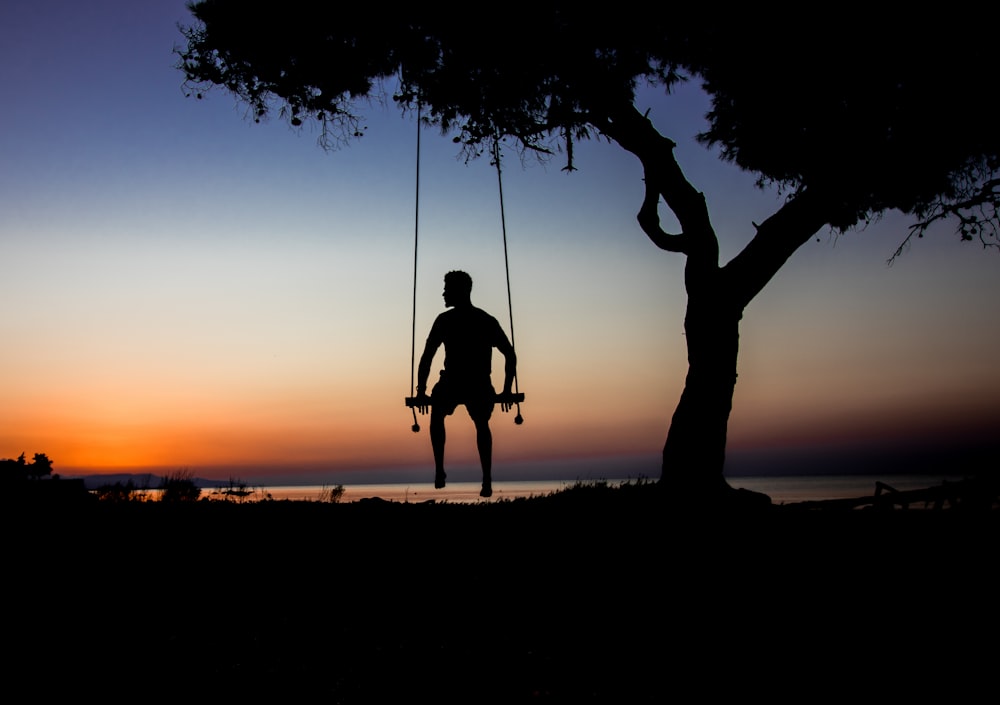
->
[57,471,981,507]
[63,467,977,489]
[55,439,997,490]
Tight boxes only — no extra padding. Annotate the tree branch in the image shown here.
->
[598,104,716,263]
[889,176,1000,264]
[723,189,832,307]
[637,175,687,252]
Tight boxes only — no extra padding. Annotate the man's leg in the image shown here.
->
[430,409,446,488]
[473,417,493,497]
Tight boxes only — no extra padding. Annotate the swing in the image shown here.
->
[405,105,525,432]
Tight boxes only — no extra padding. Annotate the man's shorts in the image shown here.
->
[431,376,496,421]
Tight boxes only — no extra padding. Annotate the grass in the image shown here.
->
[4,475,997,701]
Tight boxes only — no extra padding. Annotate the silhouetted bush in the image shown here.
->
[208,476,270,503]
[94,479,145,503]
[159,468,201,503]
[317,484,345,503]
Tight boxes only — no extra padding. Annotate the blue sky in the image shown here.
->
[2,1,998,486]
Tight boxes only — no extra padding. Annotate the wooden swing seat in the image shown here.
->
[405,392,524,408]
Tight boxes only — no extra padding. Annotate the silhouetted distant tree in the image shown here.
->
[27,453,53,480]
[0,453,28,482]
[177,5,998,504]
[1,452,54,482]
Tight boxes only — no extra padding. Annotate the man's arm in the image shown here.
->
[415,321,441,413]
[490,317,517,395]
[416,343,434,395]
[500,344,516,395]
[493,320,517,411]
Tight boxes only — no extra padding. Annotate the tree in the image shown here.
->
[0,452,29,483]
[1,452,53,482]
[27,453,53,480]
[176,4,998,503]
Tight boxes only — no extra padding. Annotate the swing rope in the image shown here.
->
[408,115,523,429]
[409,102,422,432]
[493,138,523,424]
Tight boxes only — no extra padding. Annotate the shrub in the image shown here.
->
[159,468,201,503]
[317,484,345,503]
[95,479,144,503]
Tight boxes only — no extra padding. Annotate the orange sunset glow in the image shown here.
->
[3,3,999,488]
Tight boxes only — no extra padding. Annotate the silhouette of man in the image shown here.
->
[414,270,516,498]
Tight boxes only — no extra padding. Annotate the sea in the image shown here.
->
[209,474,969,506]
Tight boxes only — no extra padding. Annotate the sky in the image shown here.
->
[2,1,999,486]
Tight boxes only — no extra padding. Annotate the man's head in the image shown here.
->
[443,270,472,307]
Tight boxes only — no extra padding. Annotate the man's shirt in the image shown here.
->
[424,305,511,386]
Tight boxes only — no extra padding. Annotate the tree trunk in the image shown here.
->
[662,285,743,491]
[598,104,832,500]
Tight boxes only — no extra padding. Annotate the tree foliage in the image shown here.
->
[177,4,678,160]
[177,4,998,251]
[1,452,54,482]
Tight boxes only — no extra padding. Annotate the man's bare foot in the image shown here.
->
[434,471,446,489]
[480,483,492,498]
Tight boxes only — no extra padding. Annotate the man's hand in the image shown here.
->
[499,389,514,412]
[415,392,431,415]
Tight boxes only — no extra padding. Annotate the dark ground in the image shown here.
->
[6,481,997,702]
